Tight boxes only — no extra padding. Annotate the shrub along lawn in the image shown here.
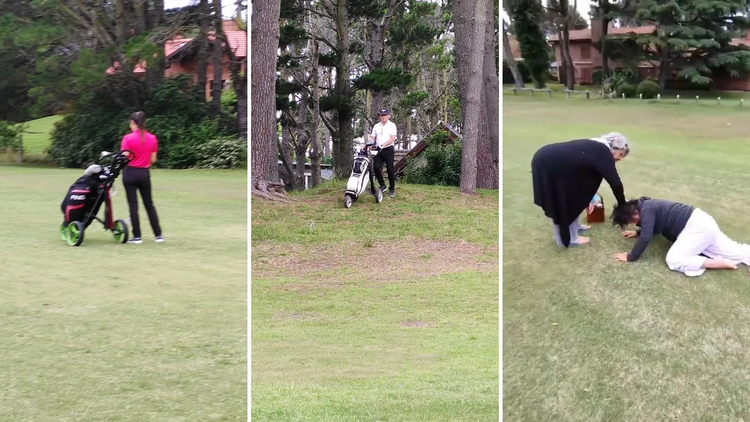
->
[504,95,750,421]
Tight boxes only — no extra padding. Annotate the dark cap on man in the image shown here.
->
[378,109,390,115]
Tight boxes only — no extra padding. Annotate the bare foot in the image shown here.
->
[704,257,738,270]
[576,236,591,245]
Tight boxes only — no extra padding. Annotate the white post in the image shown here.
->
[639,93,643,100]
[696,95,699,101]
[718,97,721,105]
[677,95,680,100]
[622,93,625,99]
[657,94,661,101]
[742,99,745,106]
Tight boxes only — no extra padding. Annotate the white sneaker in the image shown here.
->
[155,235,165,243]
[127,237,143,244]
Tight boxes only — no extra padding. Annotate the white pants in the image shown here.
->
[666,209,750,277]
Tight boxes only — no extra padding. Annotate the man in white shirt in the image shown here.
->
[369,108,398,197]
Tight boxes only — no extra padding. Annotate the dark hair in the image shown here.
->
[130,111,146,144]
[611,199,640,228]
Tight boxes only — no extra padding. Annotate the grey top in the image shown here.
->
[628,197,695,262]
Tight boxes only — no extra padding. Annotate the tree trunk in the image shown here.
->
[657,45,670,89]
[559,0,575,90]
[333,0,353,179]
[502,22,524,88]
[250,0,281,189]
[365,19,386,119]
[278,131,296,190]
[153,0,165,26]
[134,0,148,34]
[197,0,210,100]
[210,0,224,116]
[476,12,499,190]
[310,39,322,188]
[457,0,487,194]
[600,12,610,79]
[295,91,310,190]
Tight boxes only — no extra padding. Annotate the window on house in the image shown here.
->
[580,44,591,60]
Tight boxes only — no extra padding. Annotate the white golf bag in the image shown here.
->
[343,142,383,208]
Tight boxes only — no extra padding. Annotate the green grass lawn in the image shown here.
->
[506,83,750,102]
[251,183,499,421]
[0,167,247,421]
[504,95,750,421]
[20,115,63,155]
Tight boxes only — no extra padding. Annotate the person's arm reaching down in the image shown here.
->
[628,205,655,262]
[593,153,626,205]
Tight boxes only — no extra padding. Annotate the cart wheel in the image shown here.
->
[66,221,84,246]
[344,194,353,209]
[375,189,383,204]
[59,224,68,241]
[113,219,129,244]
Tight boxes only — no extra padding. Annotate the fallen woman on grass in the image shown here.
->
[612,197,750,277]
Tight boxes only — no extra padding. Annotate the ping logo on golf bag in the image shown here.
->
[70,194,87,201]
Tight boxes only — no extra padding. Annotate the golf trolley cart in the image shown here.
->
[59,150,134,246]
[343,141,383,208]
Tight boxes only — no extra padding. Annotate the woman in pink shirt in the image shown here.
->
[120,111,163,244]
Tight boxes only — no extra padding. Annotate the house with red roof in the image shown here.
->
[548,18,750,90]
[107,20,247,99]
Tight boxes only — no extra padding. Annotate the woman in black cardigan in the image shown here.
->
[531,132,630,247]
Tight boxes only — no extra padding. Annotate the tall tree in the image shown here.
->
[508,0,549,88]
[547,0,576,89]
[631,0,750,88]
[455,0,489,194]
[210,0,224,115]
[310,39,322,188]
[197,0,210,100]
[502,18,525,88]
[476,0,499,190]
[251,0,284,199]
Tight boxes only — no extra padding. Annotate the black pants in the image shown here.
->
[123,167,161,238]
[373,146,395,191]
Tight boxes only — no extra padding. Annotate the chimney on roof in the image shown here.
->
[591,17,616,45]
[222,19,239,32]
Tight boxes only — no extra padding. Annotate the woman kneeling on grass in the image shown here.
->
[120,111,163,244]
[531,132,629,247]
[612,197,750,276]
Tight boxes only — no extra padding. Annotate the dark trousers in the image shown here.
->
[373,146,395,190]
[123,167,161,238]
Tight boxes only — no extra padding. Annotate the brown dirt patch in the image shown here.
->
[252,238,497,283]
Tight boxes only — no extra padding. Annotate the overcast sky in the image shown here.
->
[164,0,243,18]
[502,0,593,24]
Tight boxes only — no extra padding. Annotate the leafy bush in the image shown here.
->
[196,137,247,169]
[49,75,234,168]
[402,130,462,186]
[592,68,603,86]
[0,121,22,150]
[602,69,636,95]
[616,83,637,98]
[637,80,660,99]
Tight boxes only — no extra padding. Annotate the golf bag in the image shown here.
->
[61,172,107,229]
[343,142,383,208]
[59,150,133,246]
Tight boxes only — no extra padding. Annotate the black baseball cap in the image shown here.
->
[378,108,390,115]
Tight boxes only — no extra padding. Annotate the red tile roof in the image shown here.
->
[549,25,656,42]
[107,20,246,75]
